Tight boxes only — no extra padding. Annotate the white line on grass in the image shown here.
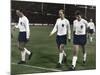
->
[12,63,62,72]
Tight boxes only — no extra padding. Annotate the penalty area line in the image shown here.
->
[12,63,62,72]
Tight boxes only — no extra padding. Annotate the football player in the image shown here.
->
[49,9,71,68]
[70,11,88,70]
[13,10,32,64]
[88,19,95,42]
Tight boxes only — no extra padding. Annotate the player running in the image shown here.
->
[49,9,71,68]
[13,10,32,64]
[70,11,88,70]
[88,19,95,42]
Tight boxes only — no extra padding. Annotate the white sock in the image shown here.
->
[83,53,87,61]
[90,37,93,42]
[63,50,66,56]
[24,48,31,55]
[58,52,63,64]
[72,56,77,67]
[21,50,26,61]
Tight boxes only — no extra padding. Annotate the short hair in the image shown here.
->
[16,9,24,14]
[59,9,65,14]
[75,10,81,16]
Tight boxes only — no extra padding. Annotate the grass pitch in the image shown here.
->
[11,26,96,75]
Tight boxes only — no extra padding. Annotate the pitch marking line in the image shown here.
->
[12,63,62,72]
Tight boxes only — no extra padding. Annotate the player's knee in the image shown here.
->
[59,44,64,52]
[73,45,78,56]
[81,45,85,49]
[18,46,24,51]
[61,44,64,48]
[73,50,77,56]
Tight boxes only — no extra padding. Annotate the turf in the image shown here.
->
[11,26,96,75]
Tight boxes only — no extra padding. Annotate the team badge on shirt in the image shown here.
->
[20,22,22,25]
[80,25,83,29]
[62,24,64,27]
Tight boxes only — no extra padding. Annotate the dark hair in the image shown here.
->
[16,9,25,14]
[75,10,81,16]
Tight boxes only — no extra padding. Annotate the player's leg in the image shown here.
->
[56,35,67,68]
[59,44,66,64]
[22,32,32,60]
[90,33,93,42]
[57,40,67,59]
[24,43,33,60]
[62,35,67,63]
[17,32,32,64]
[56,44,63,68]
[81,45,87,63]
[56,43,66,68]
[81,35,87,63]
[70,35,80,70]
[60,44,67,64]
[89,29,93,42]
[17,32,26,64]
[71,45,79,70]
[56,36,62,67]
[18,42,26,64]
[18,41,32,64]
[88,29,91,42]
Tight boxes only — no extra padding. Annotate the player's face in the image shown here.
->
[59,11,64,19]
[76,15,81,21]
[16,10,23,17]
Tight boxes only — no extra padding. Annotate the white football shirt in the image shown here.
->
[15,16,30,39]
[88,22,95,31]
[50,18,71,39]
[73,18,88,35]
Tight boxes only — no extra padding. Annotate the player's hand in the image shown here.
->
[49,33,52,37]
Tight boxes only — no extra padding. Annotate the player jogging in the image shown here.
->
[49,9,71,68]
[13,10,32,64]
[70,11,88,70]
[88,19,95,42]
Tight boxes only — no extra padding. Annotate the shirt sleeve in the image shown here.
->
[67,20,71,39]
[93,23,95,32]
[73,21,76,33]
[24,18,30,39]
[50,20,58,35]
[15,19,20,28]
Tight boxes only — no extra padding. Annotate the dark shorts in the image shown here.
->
[18,32,27,42]
[73,35,87,45]
[89,29,94,34]
[56,35,67,46]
